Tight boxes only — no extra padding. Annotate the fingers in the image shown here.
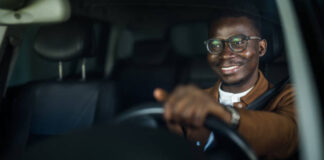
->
[164,86,187,121]
[182,100,211,127]
[192,104,208,127]
[153,88,169,102]
[166,123,184,136]
[171,96,193,124]
[164,85,215,128]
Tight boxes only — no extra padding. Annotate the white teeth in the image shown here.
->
[222,66,238,71]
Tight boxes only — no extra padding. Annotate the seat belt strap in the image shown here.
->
[245,77,290,110]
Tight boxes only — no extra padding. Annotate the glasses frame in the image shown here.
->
[204,34,262,55]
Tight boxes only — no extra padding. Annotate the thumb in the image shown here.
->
[153,88,169,102]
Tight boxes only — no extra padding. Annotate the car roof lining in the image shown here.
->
[70,0,281,27]
[0,0,26,10]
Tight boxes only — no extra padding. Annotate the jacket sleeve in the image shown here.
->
[236,85,298,158]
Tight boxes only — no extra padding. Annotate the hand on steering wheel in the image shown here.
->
[153,85,232,145]
[114,85,257,160]
[114,103,257,160]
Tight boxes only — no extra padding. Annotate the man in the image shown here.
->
[153,11,298,159]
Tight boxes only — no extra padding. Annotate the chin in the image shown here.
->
[220,74,246,86]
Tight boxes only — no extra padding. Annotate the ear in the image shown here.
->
[258,39,267,57]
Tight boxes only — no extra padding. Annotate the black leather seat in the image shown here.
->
[170,22,219,88]
[114,39,177,110]
[259,18,288,84]
[2,20,118,159]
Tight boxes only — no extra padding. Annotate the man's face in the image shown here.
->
[207,16,267,86]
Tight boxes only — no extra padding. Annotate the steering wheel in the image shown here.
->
[114,103,257,160]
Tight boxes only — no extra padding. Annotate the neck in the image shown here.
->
[221,69,259,93]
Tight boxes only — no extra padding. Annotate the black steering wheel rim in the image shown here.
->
[114,103,257,160]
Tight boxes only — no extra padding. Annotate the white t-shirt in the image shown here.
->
[218,84,253,106]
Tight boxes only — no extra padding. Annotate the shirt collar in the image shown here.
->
[218,83,253,106]
[218,83,253,97]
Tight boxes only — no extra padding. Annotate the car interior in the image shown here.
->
[1,0,323,160]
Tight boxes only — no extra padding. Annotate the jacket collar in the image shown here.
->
[208,70,270,107]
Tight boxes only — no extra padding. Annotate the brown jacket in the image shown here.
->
[206,71,298,159]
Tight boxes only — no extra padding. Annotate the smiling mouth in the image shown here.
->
[220,65,241,74]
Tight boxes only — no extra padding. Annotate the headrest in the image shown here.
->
[170,22,208,57]
[131,39,170,65]
[34,20,93,61]
[116,29,134,60]
[170,21,283,63]
[259,21,284,63]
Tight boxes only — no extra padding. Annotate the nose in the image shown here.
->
[220,42,235,59]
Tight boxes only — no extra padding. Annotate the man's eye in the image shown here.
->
[212,41,222,48]
[234,41,243,44]
[231,37,243,43]
[232,40,244,45]
[212,41,220,45]
[233,37,242,41]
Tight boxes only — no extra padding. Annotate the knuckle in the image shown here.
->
[182,111,191,119]
[175,85,185,91]
[188,84,197,89]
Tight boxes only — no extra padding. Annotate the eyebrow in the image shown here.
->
[210,34,242,40]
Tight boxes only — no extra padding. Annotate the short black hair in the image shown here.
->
[208,2,262,36]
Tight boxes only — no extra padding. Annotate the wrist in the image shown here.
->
[222,107,232,124]
[223,106,240,129]
[209,104,232,124]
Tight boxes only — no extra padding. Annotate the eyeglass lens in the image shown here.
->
[207,35,248,54]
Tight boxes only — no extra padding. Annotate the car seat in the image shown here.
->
[114,37,177,110]
[2,19,118,159]
[170,22,219,89]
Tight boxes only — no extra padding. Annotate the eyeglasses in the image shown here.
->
[204,34,261,55]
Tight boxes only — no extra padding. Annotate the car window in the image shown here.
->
[1,0,323,160]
